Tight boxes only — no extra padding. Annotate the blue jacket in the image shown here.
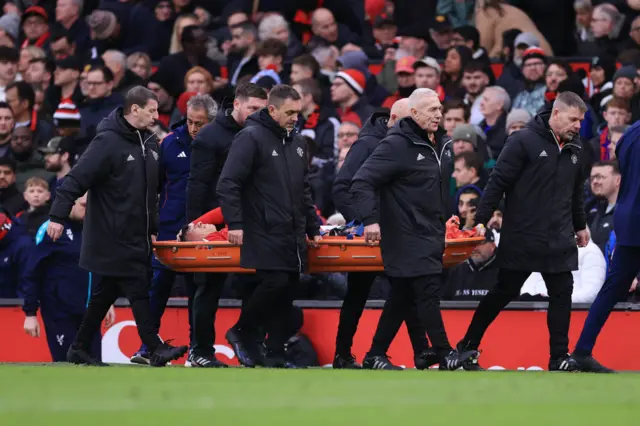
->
[613,121,640,246]
[22,220,90,318]
[0,220,33,298]
[157,122,192,242]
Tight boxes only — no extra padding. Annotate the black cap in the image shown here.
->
[431,14,451,32]
[56,56,82,72]
[373,14,395,29]
[38,136,75,155]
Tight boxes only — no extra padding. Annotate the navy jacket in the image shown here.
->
[22,220,90,318]
[157,122,191,241]
[0,220,32,299]
[297,105,341,162]
[332,112,388,222]
[614,121,640,246]
[80,93,124,137]
[95,2,159,56]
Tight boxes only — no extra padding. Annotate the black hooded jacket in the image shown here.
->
[50,108,160,277]
[186,104,242,222]
[475,110,587,273]
[332,112,389,222]
[351,118,453,277]
[217,109,320,272]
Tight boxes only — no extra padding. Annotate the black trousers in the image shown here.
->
[191,273,227,356]
[461,268,573,359]
[235,270,298,356]
[336,272,429,357]
[73,274,161,353]
[370,274,452,357]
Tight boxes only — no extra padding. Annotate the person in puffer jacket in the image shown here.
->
[22,194,115,362]
[520,236,606,303]
[0,211,32,299]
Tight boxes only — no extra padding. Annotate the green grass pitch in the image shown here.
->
[0,364,638,425]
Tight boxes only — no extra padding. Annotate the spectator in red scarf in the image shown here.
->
[589,97,631,162]
[21,7,50,51]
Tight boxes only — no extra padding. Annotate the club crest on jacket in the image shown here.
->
[297,147,304,158]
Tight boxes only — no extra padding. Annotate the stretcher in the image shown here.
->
[153,236,485,273]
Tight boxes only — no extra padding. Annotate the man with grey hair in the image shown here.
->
[130,93,218,367]
[102,49,142,95]
[458,92,590,372]
[351,88,479,370]
[257,13,304,64]
[579,3,624,57]
[479,86,511,158]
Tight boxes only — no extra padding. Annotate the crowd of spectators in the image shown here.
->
[1,0,640,304]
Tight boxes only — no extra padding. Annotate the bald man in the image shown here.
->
[332,98,435,370]
[310,7,360,48]
[351,89,479,370]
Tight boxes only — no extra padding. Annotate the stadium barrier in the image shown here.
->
[1,299,639,370]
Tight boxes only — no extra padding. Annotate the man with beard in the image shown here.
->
[40,136,74,203]
[457,92,589,372]
[351,88,478,370]
[461,61,491,126]
[227,22,260,87]
[0,102,15,158]
[217,85,321,368]
[332,98,436,370]
[146,69,175,129]
[8,126,53,190]
[0,157,26,215]
[512,48,548,117]
[382,57,417,109]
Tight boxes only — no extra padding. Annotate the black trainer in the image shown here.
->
[548,354,581,372]
[190,353,229,368]
[414,348,439,370]
[150,341,188,367]
[333,354,363,369]
[226,327,261,367]
[456,342,484,371]
[571,354,615,373]
[67,347,109,366]
[439,349,480,371]
[362,354,403,370]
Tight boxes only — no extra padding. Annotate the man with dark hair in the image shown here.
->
[291,54,331,106]
[251,38,288,90]
[40,136,74,203]
[0,156,26,215]
[227,22,260,87]
[588,160,620,255]
[79,65,123,135]
[458,92,590,371]
[452,25,490,67]
[156,25,222,98]
[350,88,477,371]
[47,86,188,367]
[25,58,54,93]
[217,84,321,368]
[0,46,19,101]
[442,98,470,136]
[461,61,491,125]
[5,81,55,147]
[49,25,76,61]
[0,101,15,158]
[452,151,483,189]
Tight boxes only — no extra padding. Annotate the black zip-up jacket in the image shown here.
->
[476,110,587,273]
[217,109,320,272]
[332,112,389,223]
[186,105,242,223]
[49,108,160,278]
[351,118,452,277]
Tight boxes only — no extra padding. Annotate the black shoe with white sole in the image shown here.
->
[439,349,480,371]
[190,353,229,368]
[362,354,403,370]
[549,354,581,372]
[150,341,188,367]
[456,342,484,371]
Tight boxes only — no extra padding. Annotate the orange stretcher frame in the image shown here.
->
[153,236,485,273]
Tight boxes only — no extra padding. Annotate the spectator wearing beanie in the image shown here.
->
[505,108,531,135]
[585,56,616,101]
[331,68,375,128]
[496,31,536,99]
[0,13,20,47]
[338,50,389,107]
[20,6,50,50]
[512,47,547,117]
[382,56,417,109]
[147,69,176,128]
[86,4,158,57]
[45,56,84,115]
[53,99,81,137]
[475,0,553,58]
